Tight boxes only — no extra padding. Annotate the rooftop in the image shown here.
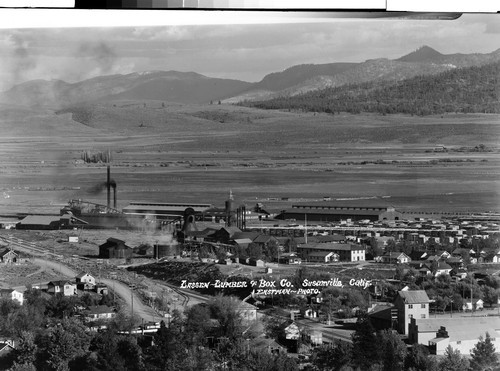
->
[413,317,500,342]
[397,290,430,304]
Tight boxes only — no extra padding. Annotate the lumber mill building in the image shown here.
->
[278,202,403,223]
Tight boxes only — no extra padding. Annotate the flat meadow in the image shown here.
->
[0,100,498,214]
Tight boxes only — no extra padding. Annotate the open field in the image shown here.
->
[0,101,499,215]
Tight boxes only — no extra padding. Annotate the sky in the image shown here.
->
[0,12,498,91]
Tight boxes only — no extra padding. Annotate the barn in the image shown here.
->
[99,238,133,259]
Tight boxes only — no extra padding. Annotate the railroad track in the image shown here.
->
[0,235,61,258]
[168,283,190,307]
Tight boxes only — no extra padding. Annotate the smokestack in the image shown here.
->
[113,184,116,209]
[107,165,111,209]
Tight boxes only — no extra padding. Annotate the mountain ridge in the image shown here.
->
[1,46,499,108]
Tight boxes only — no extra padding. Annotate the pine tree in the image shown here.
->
[470,332,499,370]
[438,345,469,371]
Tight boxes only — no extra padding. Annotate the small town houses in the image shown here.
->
[0,272,108,308]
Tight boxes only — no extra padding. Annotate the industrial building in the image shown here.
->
[278,202,403,222]
[122,202,213,220]
[408,317,500,356]
[16,214,87,230]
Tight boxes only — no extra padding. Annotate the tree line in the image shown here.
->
[0,291,299,371]
[239,62,500,116]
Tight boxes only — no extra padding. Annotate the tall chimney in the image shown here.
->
[107,165,111,209]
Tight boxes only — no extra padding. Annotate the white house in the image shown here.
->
[47,281,76,296]
[75,272,96,286]
[492,251,500,263]
[83,305,116,321]
[382,252,411,264]
[434,262,453,277]
[238,301,258,322]
[462,298,484,312]
[394,290,430,335]
[0,289,24,305]
[308,251,338,263]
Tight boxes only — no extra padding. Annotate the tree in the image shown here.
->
[38,318,92,371]
[469,332,499,370]
[247,243,263,260]
[208,295,244,341]
[184,304,211,346]
[84,330,128,371]
[377,330,407,371]
[144,317,185,370]
[265,239,279,261]
[4,304,45,337]
[12,331,38,366]
[482,286,499,308]
[262,314,284,340]
[438,345,469,371]
[311,341,352,371]
[7,363,37,371]
[404,343,438,371]
[44,293,76,319]
[351,315,381,369]
[386,239,397,252]
[239,350,299,371]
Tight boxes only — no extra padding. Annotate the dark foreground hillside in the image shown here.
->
[242,62,500,116]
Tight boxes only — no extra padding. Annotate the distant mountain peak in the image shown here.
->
[397,45,444,62]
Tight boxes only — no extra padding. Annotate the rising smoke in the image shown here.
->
[77,41,117,75]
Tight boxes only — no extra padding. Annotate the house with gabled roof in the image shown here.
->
[83,305,116,321]
[0,248,18,264]
[307,251,338,263]
[0,339,15,358]
[278,252,301,265]
[76,272,95,286]
[445,256,463,269]
[233,238,254,249]
[433,261,452,277]
[381,252,411,264]
[249,337,286,354]
[462,298,484,312]
[47,280,76,296]
[394,290,430,335]
[492,250,500,263]
[238,301,258,322]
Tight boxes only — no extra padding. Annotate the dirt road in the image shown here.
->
[101,278,158,322]
[34,257,158,323]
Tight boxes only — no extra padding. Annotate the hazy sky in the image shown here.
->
[0,12,498,91]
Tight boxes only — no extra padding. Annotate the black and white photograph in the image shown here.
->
[0,10,499,370]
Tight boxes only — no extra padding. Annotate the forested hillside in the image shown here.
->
[241,62,500,116]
